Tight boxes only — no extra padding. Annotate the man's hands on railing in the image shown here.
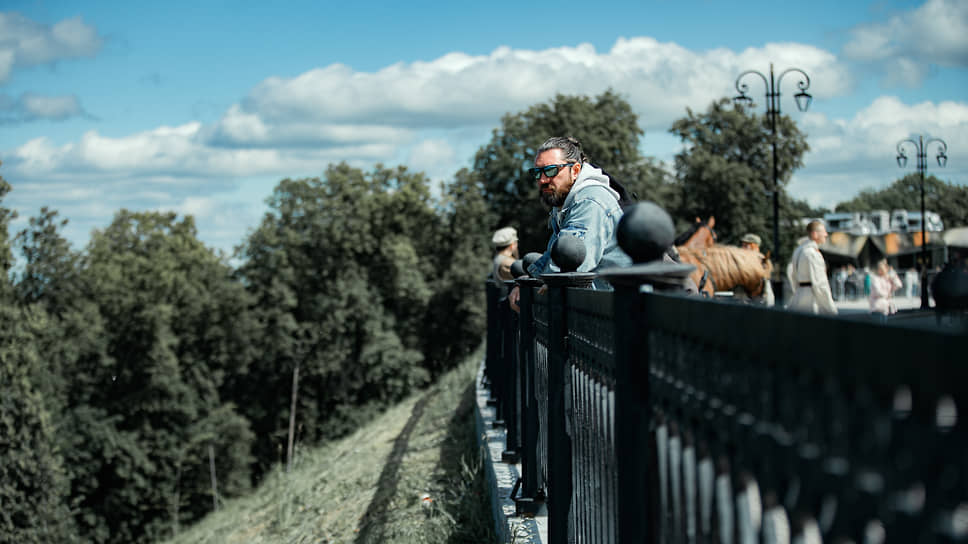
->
[510,252,547,313]
[509,283,547,313]
[509,285,521,313]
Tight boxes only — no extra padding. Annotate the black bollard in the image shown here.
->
[551,233,586,273]
[600,201,695,292]
[510,259,526,279]
[522,252,543,277]
[616,201,676,264]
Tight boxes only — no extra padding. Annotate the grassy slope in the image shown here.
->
[164,347,495,544]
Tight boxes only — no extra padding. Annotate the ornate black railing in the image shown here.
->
[485,271,968,544]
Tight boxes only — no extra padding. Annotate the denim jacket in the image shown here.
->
[527,163,632,277]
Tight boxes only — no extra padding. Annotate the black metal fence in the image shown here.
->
[484,273,968,544]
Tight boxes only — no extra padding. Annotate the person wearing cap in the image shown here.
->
[739,233,761,252]
[785,220,838,315]
[507,137,633,311]
[491,227,519,285]
[736,232,774,306]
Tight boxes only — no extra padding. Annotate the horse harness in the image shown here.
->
[692,249,717,297]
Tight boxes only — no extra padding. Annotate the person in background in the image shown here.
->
[833,266,848,301]
[737,233,774,306]
[846,264,861,299]
[904,267,918,298]
[785,220,838,315]
[869,258,903,316]
[490,226,518,298]
[491,226,518,282]
[739,233,761,253]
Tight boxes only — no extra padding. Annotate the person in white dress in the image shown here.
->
[869,259,903,315]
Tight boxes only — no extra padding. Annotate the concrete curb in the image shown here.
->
[475,361,547,544]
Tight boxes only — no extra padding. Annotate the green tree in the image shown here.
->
[14,207,83,310]
[0,305,78,543]
[12,206,123,542]
[423,168,494,371]
[834,173,968,228]
[473,90,672,254]
[235,164,440,476]
[62,210,257,543]
[0,165,15,299]
[670,98,810,257]
[0,168,77,543]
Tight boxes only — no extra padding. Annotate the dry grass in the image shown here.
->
[164,346,495,544]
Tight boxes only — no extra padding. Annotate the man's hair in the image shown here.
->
[537,136,587,164]
[806,220,825,234]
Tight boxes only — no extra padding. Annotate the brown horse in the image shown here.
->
[677,245,773,299]
[674,216,717,250]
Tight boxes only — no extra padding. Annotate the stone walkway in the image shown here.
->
[834,294,924,313]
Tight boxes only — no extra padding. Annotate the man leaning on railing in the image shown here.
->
[508,136,632,311]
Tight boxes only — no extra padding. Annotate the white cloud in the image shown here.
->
[843,0,968,85]
[208,104,413,148]
[409,139,455,167]
[21,93,82,119]
[5,38,850,186]
[806,96,968,158]
[2,36,963,255]
[792,96,968,207]
[842,26,891,62]
[0,92,85,123]
[0,12,103,83]
[407,138,457,182]
[163,195,217,218]
[0,49,13,82]
[239,38,849,135]
[6,122,398,182]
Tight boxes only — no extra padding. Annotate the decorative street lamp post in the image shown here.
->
[896,135,948,309]
[734,64,812,303]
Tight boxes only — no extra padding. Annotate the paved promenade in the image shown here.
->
[830,294,968,333]
[834,294,923,313]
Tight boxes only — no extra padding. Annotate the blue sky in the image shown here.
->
[1,0,966,256]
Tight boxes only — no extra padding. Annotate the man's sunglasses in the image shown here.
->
[528,163,576,180]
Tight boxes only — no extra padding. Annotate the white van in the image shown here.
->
[906,211,944,232]
[891,210,909,232]
[892,209,944,232]
[867,210,890,234]
[823,212,874,235]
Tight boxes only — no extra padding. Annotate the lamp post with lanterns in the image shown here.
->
[896,135,948,309]
[734,64,812,301]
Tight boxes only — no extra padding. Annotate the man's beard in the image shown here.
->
[540,188,567,208]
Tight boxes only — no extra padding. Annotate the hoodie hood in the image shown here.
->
[559,163,621,211]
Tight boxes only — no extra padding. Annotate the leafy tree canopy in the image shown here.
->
[0,305,77,544]
[834,173,968,229]
[62,210,257,542]
[14,207,82,312]
[669,98,809,259]
[235,163,446,474]
[0,164,15,299]
[0,166,76,543]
